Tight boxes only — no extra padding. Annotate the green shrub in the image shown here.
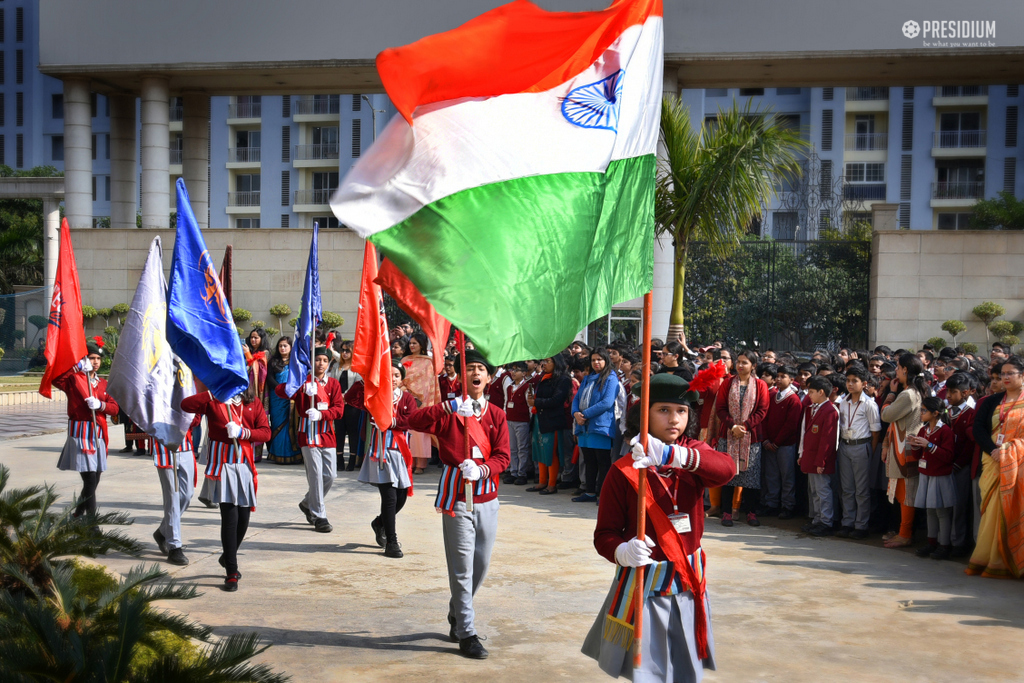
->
[81,305,97,320]
[264,326,280,337]
[926,337,947,350]
[989,321,1014,338]
[233,308,252,323]
[962,342,979,354]
[319,311,344,331]
[251,320,265,329]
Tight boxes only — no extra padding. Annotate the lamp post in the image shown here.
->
[361,95,388,142]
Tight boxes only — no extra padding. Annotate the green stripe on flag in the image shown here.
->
[370,154,655,364]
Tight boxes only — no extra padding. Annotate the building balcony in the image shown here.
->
[227,147,262,168]
[294,188,334,211]
[169,104,183,122]
[293,143,340,167]
[294,96,341,122]
[844,133,888,151]
[845,87,889,112]
[227,102,262,121]
[931,130,987,158]
[226,191,261,214]
[169,148,182,165]
[933,85,988,108]
[843,183,886,201]
[930,181,984,207]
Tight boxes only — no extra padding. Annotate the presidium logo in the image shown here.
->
[902,19,996,47]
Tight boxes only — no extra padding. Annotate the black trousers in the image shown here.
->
[76,471,101,517]
[581,446,611,496]
[219,503,251,575]
[719,485,760,514]
[374,483,408,544]
[339,410,363,469]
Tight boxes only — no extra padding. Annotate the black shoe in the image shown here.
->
[167,547,189,566]
[916,544,936,558]
[314,518,333,533]
[556,480,576,490]
[371,517,387,548]
[810,524,834,537]
[153,529,168,555]
[119,445,134,453]
[384,541,404,558]
[459,635,489,659]
[538,487,557,495]
[199,497,215,509]
[218,554,241,579]
[835,526,853,538]
[299,501,314,525]
[800,522,815,533]
[346,462,357,471]
[778,508,795,520]
[221,572,240,592]
[950,544,973,558]
[502,473,515,485]
[514,477,528,486]
[930,545,952,560]
[849,529,868,540]
[448,614,458,643]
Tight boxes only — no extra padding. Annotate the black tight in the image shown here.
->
[219,503,251,575]
[76,471,101,518]
[374,483,408,544]
[581,447,611,495]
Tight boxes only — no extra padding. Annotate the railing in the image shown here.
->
[227,191,261,207]
[294,143,340,161]
[932,181,984,199]
[843,183,887,201]
[294,96,340,116]
[846,87,889,101]
[229,147,262,163]
[228,102,262,118]
[294,188,334,205]
[169,148,182,165]
[169,104,183,122]
[936,85,988,98]
[932,130,987,148]
[844,133,888,151]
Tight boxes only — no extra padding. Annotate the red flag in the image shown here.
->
[352,242,393,430]
[39,218,87,398]
[376,258,451,376]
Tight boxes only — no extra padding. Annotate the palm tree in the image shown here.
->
[656,97,809,342]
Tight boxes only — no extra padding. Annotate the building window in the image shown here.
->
[235,217,261,229]
[820,109,833,150]
[772,211,798,240]
[937,212,972,230]
[15,7,23,43]
[776,87,802,95]
[104,176,110,201]
[15,49,23,84]
[280,214,290,228]
[281,170,290,206]
[311,171,339,204]
[739,88,764,96]
[0,9,5,42]
[1007,106,1019,148]
[0,52,5,84]
[822,87,834,101]
[92,176,96,201]
[845,162,884,183]
[52,93,63,119]
[352,94,361,112]
[312,215,340,229]
[51,135,63,161]
[15,91,22,126]
[586,309,643,349]
[235,173,261,194]
[0,135,5,165]
[351,119,361,157]
[232,95,261,119]
[90,93,98,118]
[233,129,260,162]
[0,93,4,126]
[282,96,291,118]
[281,125,290,162]
[704,88,727,97]
[105,134,110,160]
[91,134,97,160]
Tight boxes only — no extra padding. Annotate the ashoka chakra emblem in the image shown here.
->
[561,70,624,132]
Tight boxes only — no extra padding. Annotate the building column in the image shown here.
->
[182,92,210,229]
[62,79,92,229]
[109,94,137,230]
[42,198,61,306]
[140,76,170,229]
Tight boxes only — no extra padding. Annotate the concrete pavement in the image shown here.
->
[3,428,1023,682]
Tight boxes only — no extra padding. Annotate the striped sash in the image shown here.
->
[151,429,194,468]
[205,440,241,479]
[69,420,97,455]
[298,415,332,446]
[603,549,706,651]
[434,463,497,516]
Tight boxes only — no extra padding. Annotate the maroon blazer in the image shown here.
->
[912,423,956,477]
[763,387,803,447]
[799,401,839,474]
[715,376,770,441]
[275,377,345,448]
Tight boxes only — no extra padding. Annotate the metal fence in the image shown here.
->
[0,288,48,374]
[684,239,871,352]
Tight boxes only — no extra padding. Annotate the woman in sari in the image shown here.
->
[245,328,270,461]
[969,356,1024,578]
[401,331,441,474]
[265,336,302,465]
[879,353,926,549]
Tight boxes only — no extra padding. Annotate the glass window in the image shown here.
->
[51,94,63,119]
[312,215,340,228]
[51,135,63,161]
[704,88,727,97]
[776,87,802,95]
[865,163,885,182]
[739,88,764,96]
[845,163,865,182]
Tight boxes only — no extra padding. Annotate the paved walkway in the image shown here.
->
[0,400,70,440]
[5,430,1024,682]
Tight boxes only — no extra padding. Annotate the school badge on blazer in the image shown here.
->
[812,425,819,433]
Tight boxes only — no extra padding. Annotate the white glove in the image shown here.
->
[630,434,666,469]
[459,459,483,481]
[84,396,101,410]
[614,536,656,567]
[304,382,318,397]
[306,408,322,422]
[77,357,92,373]
[226,422,242,439]
[456,399,476,418]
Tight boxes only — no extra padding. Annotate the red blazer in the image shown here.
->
[484,372,508,411]
[947,405,977,471]
[53,368,119,446]
[799,401,839,474]
[344,382,417,431]
[595,438,735,560]
[697,377,723,430]
[504,380,532,423]
[180,392,271,449]
[715,376,770,441]
[438,374,462,401]
[912,423,956,477]
[762,387,803,447]
[275,376,345,448]
[407,400,510,505]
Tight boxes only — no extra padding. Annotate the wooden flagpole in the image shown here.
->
[633,290,654,668]
[457,330,473,511]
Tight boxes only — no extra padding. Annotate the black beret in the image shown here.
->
[458,348,496,376]
[632,373,698,406]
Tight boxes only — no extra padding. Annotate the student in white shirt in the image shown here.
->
[836,365,881,539]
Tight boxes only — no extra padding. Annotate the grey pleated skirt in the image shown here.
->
[57,431,108,473]
[358,449,412,489]
[208,462,256,507]
[914,473,957,509]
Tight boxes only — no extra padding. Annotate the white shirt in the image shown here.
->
[837,392,881,440]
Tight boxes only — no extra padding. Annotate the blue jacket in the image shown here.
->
[571,372,620,439]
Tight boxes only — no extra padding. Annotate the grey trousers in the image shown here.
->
[507,421,531,477]
[808,473,834,526]
[838,442,872,530]
[951,466,974,547]
[157,450,195,550]
[927,507,953,546]
[442,498,499,640]
[301,446,336,520]
[762,444,797,510]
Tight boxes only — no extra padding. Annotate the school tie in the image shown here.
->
[472,400,481,416]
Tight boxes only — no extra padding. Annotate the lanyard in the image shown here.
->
[651,469,681,515]
[844,397,863,429]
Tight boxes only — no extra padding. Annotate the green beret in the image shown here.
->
[314,346,330,358]
[633,373,698,406]
[86,337,106,357]
[458,349,495,376]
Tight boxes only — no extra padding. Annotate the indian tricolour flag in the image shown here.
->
[332,0,662,364]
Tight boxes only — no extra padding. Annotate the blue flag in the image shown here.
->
[285,223,322,396]
[167,179,248,402]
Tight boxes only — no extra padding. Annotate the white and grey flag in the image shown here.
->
[107,236,195,448]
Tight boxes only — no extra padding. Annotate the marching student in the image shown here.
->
[276,346,345,533]
[798,376,840,537]
[151,413,202,566]
[583,373,735,682]
[407,348,510,660]
[348,361,419,558]
[944,372,977,557]
[909,397,957,560]
[55,337,120,522]
[760,365,803,520]
[181,383,271,592]
[835,365,881,539]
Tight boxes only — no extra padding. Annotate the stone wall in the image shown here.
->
[71,228,365,342]
[871,230,1024,352]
